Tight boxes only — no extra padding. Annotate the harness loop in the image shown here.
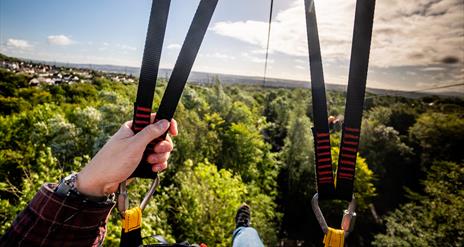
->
[311,193,357,238]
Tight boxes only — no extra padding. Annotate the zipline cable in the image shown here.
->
[263,0,274,87]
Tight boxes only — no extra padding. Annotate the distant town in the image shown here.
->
[0,55,136,86]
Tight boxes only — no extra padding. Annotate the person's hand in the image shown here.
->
[76,115,178,197]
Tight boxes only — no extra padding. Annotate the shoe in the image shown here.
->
[235,204,251,228]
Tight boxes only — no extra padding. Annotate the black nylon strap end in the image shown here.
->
[120,227,143,247]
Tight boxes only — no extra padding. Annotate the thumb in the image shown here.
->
[132,120,170,146]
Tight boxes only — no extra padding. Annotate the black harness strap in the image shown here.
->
[121,0,218,246]
[155,0,219,122]
[122,1,170,245]
[336,0,376,200]
[121,228,143,247]
[305,0,375,201]
[130,0,171,179]
[130,0,218,179]
[304,0,335,200]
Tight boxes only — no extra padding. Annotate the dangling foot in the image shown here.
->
[235,204,251,229]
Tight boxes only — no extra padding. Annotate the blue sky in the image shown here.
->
[1,0,463,93]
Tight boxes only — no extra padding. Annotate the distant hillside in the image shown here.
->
[2,54,462,98]
[46,62,461,98]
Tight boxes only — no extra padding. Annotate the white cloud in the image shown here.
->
[212,1,347,60]
[167,43,181,50]
[241,52,274,64]
[5,38,33,49]
[212,0,464,68]
[47,35,73,45]
[115,44,136,51]
[206,52,236,60]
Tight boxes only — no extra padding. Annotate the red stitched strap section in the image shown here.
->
[342,147,357,153]
[338,173,354,179]
[313,130,335,195]
[132,106,152,132]
[317,139,330,144]
[340,160,355,166]
[318,158,331,163]
[136,106,151,112]
[344,127,360,133]
[343,140,358,146]
[340,166,355,172]
[318,164,332,169]
[337,127,360,182]
[344,134,359,140]
[317,132,330,137]
[341,153,356,159]
[135,113,151,119]
[135,120,150,125]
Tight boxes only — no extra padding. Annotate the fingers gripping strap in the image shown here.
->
[122,207,142,233]
[312,129,335,199]
[323,227,345,247]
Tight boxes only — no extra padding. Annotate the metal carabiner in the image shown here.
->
[117,176,161,217]
[140,176,161,211]
[311,193,357,237]
[340,196,356,235]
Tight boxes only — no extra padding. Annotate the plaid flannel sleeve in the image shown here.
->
[0,183,115,247]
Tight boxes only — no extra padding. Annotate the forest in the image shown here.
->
[0,65,463,246]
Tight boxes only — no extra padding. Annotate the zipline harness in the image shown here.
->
[304,0,376,246]
[117,0,218,246]
[117,0,373,245]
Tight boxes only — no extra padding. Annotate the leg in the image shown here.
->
[232,227,264,247]
[232,204,265,247]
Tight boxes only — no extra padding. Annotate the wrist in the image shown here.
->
[76,171,116,197]
[55,173,115,204]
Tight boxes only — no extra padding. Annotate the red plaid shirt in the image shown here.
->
[0,183,115,247]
